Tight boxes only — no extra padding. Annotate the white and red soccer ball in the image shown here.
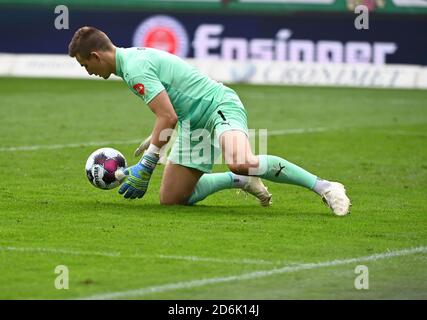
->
[85,148,127,190]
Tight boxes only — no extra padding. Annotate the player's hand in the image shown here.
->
[134,135,152,158]
[134,135,171,165]
[118,152,159,199]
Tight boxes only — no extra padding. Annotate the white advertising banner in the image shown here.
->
[0,53,426,89]
[392,0,427,7]
[239,0,334,3]
[0,53,121,80]
[190,59,427,89]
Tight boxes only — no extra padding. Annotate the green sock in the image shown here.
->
[188,172,235,205]
[255,155,317,189]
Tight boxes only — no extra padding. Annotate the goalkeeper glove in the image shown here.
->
[118,152,159,199]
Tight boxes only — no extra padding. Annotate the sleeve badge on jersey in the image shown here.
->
[133,83,145,95]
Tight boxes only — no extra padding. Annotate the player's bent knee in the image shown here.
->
[227,156,259,175]
[228,163,249,175]
[159,191,189,205]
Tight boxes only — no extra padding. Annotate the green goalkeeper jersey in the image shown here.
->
[115,47,226,128]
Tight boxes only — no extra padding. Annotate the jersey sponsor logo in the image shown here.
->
[132,15,189,57]
[133,83,145,95]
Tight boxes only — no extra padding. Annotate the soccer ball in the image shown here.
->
[85,147,127,190]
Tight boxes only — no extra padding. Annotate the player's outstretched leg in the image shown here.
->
[220,130,351,216]
[187,173,272,206]
[255,155,350,215]
[159,161,270,206]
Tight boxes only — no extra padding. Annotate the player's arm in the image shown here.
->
[147,90,178,150]
[118,90,177,200]
[133,91,176,163]
[134,91,176,158]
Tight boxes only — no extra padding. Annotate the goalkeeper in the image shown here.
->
[68,27,351,215]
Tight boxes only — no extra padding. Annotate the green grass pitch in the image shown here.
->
[0,77,426,299]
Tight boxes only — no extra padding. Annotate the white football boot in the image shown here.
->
[242,177,272,207]
[321,182,351,216]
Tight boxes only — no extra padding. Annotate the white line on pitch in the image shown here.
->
[0,246,274,266]
[0,246,121,258]
[0,139,142,152]
[2,125,423,153]
[268,127,328,136]
[79,246,427,300]
[156,254,273,265]
[0,128,328,152]
[378,130,427,137]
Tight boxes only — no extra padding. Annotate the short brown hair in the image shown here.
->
[68,26,114,58]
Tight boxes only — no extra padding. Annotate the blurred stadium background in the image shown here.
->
[0,0,426,300]
[1,0,427,86]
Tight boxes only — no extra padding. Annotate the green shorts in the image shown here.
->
[168,87,249,173]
